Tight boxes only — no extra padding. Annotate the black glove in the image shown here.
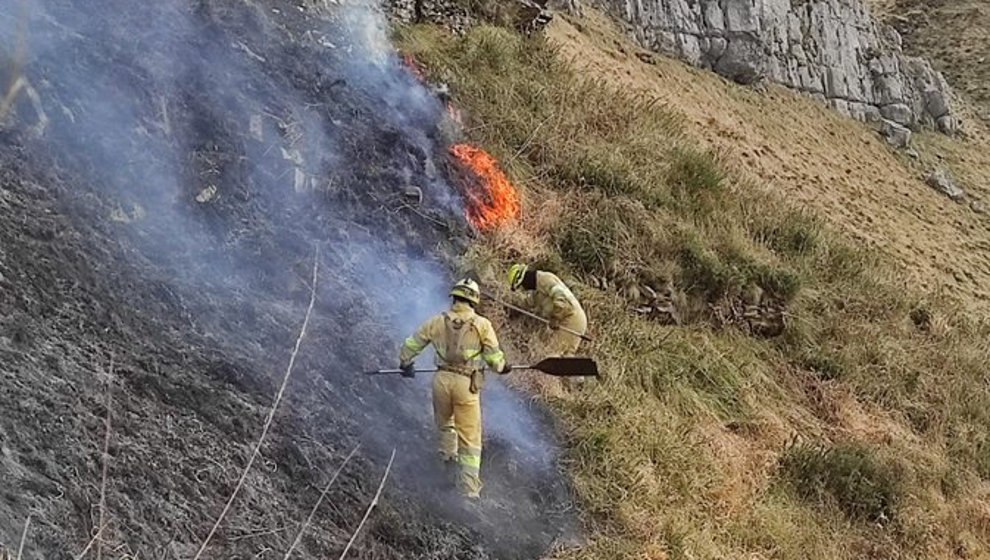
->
[400,363,416,379]
[499,362,512,375]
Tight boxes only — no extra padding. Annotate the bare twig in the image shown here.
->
[651,327,677,353]
[0,76,26,123]
[192,248,321,560]
[282,443,361,560]
[506,114,552,167]
[16,514,31,560]
[227,526,287,543]
[73,523,108,560]
[337,449,396,560]
[95,354,114,560]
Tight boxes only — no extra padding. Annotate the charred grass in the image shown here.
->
[400,20,990,560]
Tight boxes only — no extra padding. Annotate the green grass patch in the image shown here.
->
[753,210,822,257]
[557,218,618,276]
[666,147,725,214]
[780,442,902,523]
[679,233,802,301]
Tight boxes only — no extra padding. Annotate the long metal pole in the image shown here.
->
[367,365,537,375]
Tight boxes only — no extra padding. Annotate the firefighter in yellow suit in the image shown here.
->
[399,278,510,499]
[507,264,588,388]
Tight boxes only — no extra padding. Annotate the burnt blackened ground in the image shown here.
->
[0,0,574,558]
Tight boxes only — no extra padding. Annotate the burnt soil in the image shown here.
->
[0,0,575,558]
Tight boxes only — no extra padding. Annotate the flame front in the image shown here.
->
[402,54,426,82]
[449,144,520,231]
[446,103,464,126]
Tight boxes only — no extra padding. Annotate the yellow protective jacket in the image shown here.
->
[531,271,585,326]
[400,301,507,374]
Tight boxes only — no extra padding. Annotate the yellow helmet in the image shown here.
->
[450,278,481,306]
[507,263,528,291]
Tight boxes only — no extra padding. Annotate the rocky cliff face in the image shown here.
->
[592,0,957,132]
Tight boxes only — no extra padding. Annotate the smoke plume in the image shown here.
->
[0,0,570,556]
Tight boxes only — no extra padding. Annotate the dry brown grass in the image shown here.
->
[548,10,990,315]
[399,11,990,560]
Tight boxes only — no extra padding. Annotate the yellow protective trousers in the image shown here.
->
[432,370,483,498]
[546,310,588,356]
[547,309,588,390]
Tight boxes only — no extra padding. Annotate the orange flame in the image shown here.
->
[402,54,426,82]
[446,103,464,126]
[449,144,520,231]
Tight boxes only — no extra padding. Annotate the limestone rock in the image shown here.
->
[549,0,583,16]
[383,0,474,32]
[515,0,554,33]
[926,169,965,202]
[937,115,958,135]
[592,0,956,132]
[881,119,912,148]
[881,103,913,126]
[925,89,950,119]
[714,37,764,85]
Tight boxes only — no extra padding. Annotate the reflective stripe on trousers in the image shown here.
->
[432,370,484,498]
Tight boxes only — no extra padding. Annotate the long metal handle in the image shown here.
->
[365,368,437,375]
[367,365,538,376]
[482,291,593,342]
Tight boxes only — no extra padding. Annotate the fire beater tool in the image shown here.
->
[481,291,593,343]
[364,357,599,378]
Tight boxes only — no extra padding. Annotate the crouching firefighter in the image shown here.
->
[507,263,588,388]
[398,278,511,500]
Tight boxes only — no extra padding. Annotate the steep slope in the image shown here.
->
[5,0,990,558]
[0,1,573,558]
[399,5,990,559]
[550,11,990,313]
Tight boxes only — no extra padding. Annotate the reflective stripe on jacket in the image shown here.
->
[400,301,506,373]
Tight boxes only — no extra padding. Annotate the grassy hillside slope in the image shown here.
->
[550,13,990,313]
[399,8,990,560]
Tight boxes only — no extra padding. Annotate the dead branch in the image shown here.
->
[0,76,26,124]
[95,354,114,560]
[337,448,396,560]
[192,248,320,560]
[281,443,361,560]
[15,514,31,560]
[73,523,108,560]
[227,526,287,543]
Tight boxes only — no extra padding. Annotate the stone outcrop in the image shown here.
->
[926,169,965,202]
[384,0,474,32]
[591,0,956,130]
[881,118,911,148]
[385,0,552,34]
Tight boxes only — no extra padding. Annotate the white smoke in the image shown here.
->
[0,0,564,545]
